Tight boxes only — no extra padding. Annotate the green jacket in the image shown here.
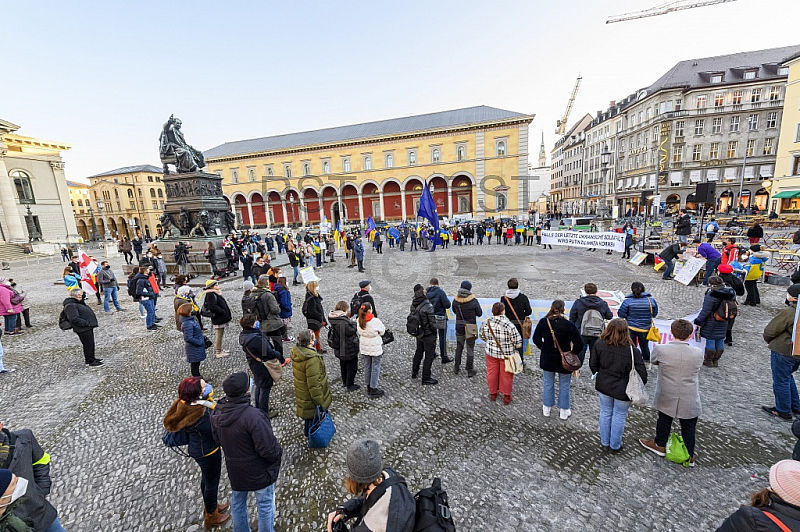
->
[763,301,797,357]
[290,344,333,419]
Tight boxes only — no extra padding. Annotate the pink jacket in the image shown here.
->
[0,284,23,315]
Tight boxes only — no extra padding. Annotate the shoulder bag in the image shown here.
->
[761,510,792,532]
[624,346,648,406]
[308,405,336,448]
[504,296,532,339]
[487,318,522,374]
[646,298,661,343]
[457,303,478,341]
[244,345,283,383]
[546,317,582,371]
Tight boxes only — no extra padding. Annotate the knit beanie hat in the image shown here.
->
[413,284,424,293]
[750,244,762,252]
[770,460,800,506]
[0,469,11,496]
[223,372,249,398]
[243,281,254,292]
[346,439,383,484]
[717,264,733,274]
[460,280,472,291]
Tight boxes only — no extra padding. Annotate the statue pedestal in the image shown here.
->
[162,171,233,237]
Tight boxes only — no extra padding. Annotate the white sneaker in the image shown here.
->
[542,405,551,417]
[214,351,230,359]
[559,408,571,420]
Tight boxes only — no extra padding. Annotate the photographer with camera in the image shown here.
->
[174,242,192,277]
[326,438,415,532]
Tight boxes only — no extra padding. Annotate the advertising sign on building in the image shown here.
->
[658,122,671,186]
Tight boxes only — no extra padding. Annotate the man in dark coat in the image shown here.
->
[569,283,613,357]
[211,372,282,532]
[426,278,453,364]
[410,285,439,385]
[134,262,159,331]
[353,280,377,317]
[62,289,102,367]
[658,242,684,280]
[240,250,255,284]
[451,280,483,377]
[501,278,532,363]
[675,209,692,243]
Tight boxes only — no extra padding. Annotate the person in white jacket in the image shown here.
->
[356,302,386,399]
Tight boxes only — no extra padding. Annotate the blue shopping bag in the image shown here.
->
[308,406,336,448]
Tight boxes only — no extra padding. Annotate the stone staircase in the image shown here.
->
[0,242,51,263]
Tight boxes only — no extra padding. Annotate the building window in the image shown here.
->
[672,145,683,163]
[779,67,790,76]
[714,93,724,107]
[321,161,329,174]
[732,90,743,105]
[764,138,774,155]
[266,165,274,177]
[157,189,163,198]
[730,116,740,132]
[748,114,759,131]
[496,193,507,211]
[796,124,800,143]
[156,176,161,182]
[456,145,466,161]
[363,155,372,170]
[231,168,239,183]
[407,151,416,165]
[432,148,441,163]
[767,112,777,129]
[138,189,143,197]
[302,162,310,176]
[712,117,722,134]
[744,70,757,80]
[385,153,393,168]
[696,95,707,108]
[692,144,702,161]
[676,99,682,111]
[727,141,738,158]
[711,74,723,83]
[248,167,256,181]
[694,119,705,135]
[746,139,756,157]
[152,202,158,210]
[342,158,351,173]
[496,140,507,156]
[709,142,720,159]
[769,86,781,101]
[76,199,82,206]
[150,188,156,198]
[147,176,154,182]
[674,120,685,137]
[794,156,800,176]
[751,88,762,102]
[458,196,470,213]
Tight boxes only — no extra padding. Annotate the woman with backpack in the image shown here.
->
[328,301,360,391]
[617,282,658,362]
[269,270,295,343]
[240,313,286,418]
[326,438,416,532]
[178,303,207,377]
[589,318,647,452]
[162,376,231,528]
[480,302,523,406]
[202,279,232,358]
[694,276,736,368]
[126,267,146,318]
[303,281,327,353]
[357,301,386,398]
[532,300,584,418]
[0,280,23,336]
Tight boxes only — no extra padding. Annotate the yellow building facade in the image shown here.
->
[68,165,167,241]
[772,52,800,212]
[203,106,534,228]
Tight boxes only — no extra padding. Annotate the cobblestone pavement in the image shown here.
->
[0,242,795,531]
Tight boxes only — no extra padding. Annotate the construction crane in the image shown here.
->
[607,0,738,24]
[556,76,582,136]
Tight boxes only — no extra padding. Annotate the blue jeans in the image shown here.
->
[703,257,721,285]
[103,286,121,311]
[3,314,16,333]
[662,258,674,279]
[142,299,155,328]
[597,391,631,450]
[231,483,276,532]
[705,337,725,350]
[292,265,299,283]
[770,350,800,415]
[542,370,571,409]
[678,235,688,243]
[45,518,67,532]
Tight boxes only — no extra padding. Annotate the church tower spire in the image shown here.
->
[538,131,547,168]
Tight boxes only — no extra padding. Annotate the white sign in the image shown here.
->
[541,231,626,252]
[299,266,319,284]
[629,251,648,265]
[674,257,706,286]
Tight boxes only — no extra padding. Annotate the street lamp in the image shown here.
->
[87,206,99,242]
[599,145,612,219]
[96,199,112,258]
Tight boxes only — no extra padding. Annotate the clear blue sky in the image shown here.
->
[3,0,799,181]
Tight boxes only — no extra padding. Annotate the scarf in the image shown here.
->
[365,313,374,322]
[0,499,34,532]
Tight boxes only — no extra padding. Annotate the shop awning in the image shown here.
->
[773,190,800,199]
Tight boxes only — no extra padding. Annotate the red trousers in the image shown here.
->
[313,329,321,350]
[486,355,514,397]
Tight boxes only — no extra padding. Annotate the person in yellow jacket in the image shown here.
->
[743,245,770,306]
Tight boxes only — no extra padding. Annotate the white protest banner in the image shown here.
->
[541,230,625,252]
[298,266,319,284]
[674,257,706,286]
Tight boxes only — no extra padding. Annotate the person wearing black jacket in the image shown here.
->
[410,284,438,385]
[211,372,282,532]
[747,222,764,245]
[718,264,744,347]
[451,280,483,377]
[532,300,584,420]
[62,289,102,367]
[303,281,327,353]
[589,319,647,452]
[203,280,232,358]
[675,210,692,243]
[163,377,231,527]
[426,278,453,364]
[658,242,684,280]
[134,263,159,331]
[569,283,614,357]
[328,301,360,390]
[0,423,64,532]
[288,249,301,285]
[240,250,255,284]
[240,314,286,418]
[354,280,377,317]
[502,278,532,364]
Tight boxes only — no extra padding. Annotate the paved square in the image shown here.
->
[0,243,793,531]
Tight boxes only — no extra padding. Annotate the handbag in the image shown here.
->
[245,346,283,383]
[546,317,582,371]
[504,296,532,339]
[665,433,691,466]
[457,304,478,341]
[203,336,213,349]
[433,314,447,330]
[487,319,522,375]
[308,405,336,448]
[381,330,395,345]
[624,346,649,406]
[646,298,661,343]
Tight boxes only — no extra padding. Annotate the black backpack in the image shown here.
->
[714,299,738,321]
[350,292,363,317]
[127,277,137,299]
[406,302,426,337]
[58,309,72,330]
[414,478,455,532]
[242,294,258,316]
